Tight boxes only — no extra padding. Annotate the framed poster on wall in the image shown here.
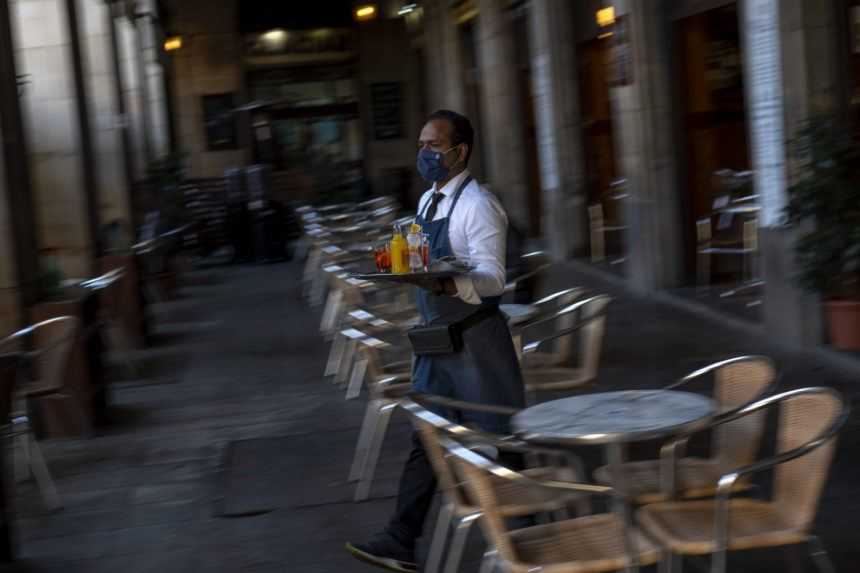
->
[202,93,239,151]
[370,82,403,140]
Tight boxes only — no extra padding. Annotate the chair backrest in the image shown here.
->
[527,288,586,364]
[577,294,611,379]
[0,352,20,423]
[441,431,613,566]
[82,268,125,321]
[0,317,79,393]
[772,389,845,530]
[400,400,474,510]
[709,356,776,470]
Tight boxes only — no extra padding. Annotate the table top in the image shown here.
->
[512,390,714,445]
[500,303,539,326]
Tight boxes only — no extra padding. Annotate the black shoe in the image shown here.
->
[345,532,417,573]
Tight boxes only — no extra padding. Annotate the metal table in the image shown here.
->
[512,390,715,572]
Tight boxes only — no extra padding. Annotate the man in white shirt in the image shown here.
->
[347,110,525,572]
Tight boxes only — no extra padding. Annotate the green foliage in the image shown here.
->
[784,117,860,298]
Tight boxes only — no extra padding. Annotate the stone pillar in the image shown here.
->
[437,1,465,112]
[749,0,840,347]
[13,0,98,277]
[475,0,530,233]
[116,11,147,180]
[611,0,684,292]
[528,0,588,260]
[78,0,132,236]
[136,1,169,158]
[0,0,39,332]
[421,0,446,111]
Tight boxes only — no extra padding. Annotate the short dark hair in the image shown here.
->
[427,109,474,166]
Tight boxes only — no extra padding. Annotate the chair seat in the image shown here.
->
[500,304,539,326]
[592,457,753,504]
[457,466,582,519]
[16,381,63,399]
[523,367,592,392]
[376,380,412,399]
[507,513,659,573]
[637,499,806,555]
[520,351,564,370]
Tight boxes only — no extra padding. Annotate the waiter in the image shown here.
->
[346,110,525,572]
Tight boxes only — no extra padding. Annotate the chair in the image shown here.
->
[519,294,612,397]
[589,203,627,264]
[348,335,413,502]
[593,356,776,504]
[81,268,140,379]
[511,288,587,368]
[443,434,660,573]
[402,395,587,573]
[0,316,83,510]
[696,216,761,297]
[637,387,848,573]
[503,288,585,361]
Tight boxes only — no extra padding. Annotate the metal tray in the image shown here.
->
[348,269,468,284]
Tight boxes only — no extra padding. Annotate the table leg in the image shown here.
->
[606,442,638,573]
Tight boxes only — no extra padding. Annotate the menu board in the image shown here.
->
[370,82,403,140]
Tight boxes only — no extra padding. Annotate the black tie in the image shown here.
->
[425,192,445,222]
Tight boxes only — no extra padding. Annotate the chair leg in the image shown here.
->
[345,358,368,401]
[443,512,480,573]
[325,333,346,377]
[348,399,381,481]
[659,552,682,573]
[808,536,836,573]
[424,502,454,573]
[335,340,358,386]
[479,550,499,573]
[14,431,29,482]
[26,433,61,511]
[353,402,396,502]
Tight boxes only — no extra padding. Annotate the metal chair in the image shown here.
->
[81,268,140,379]
[348,335,412,502]
[443,434,660,573]
[511,288,587,368]
[519,294,612,397]
[593,356,776,504]
[402,395,587,573]
[499,287,585,363]
[1,316,83,510]
[637,387,848,573]
[589,202,628,264]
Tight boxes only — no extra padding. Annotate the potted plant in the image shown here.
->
[784,116,860,350]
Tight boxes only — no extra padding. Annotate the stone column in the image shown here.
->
[475,0,530,233]
[78,0,132,235]
[528,0,588,260]
[136,1,169,158]
[749,0,840,346]
[611,0,684,292]
[13,0,97,277]
[116,11,147,180]
[0,0,39,332]
[421,0,446,111]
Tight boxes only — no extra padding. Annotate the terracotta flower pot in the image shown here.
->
[824,299,860,351]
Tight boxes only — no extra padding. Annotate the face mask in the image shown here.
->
[416,146,458,182]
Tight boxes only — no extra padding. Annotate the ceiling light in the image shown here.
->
[354,4,377,21]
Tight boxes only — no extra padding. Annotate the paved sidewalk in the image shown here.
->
[3,259,857,572]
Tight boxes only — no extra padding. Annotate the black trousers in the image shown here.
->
[384,430,525,547]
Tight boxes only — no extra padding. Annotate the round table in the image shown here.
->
[512,390,714,445]
[512,390,714,573]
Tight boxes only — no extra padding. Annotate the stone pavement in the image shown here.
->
[1,259,857,572]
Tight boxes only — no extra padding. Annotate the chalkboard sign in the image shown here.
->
[370,82,402,140]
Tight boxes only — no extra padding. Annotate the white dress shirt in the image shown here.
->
[417,169,508,305]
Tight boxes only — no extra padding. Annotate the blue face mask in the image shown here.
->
[416,146,458,182]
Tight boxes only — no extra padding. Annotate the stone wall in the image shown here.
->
[170,0,244,178]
